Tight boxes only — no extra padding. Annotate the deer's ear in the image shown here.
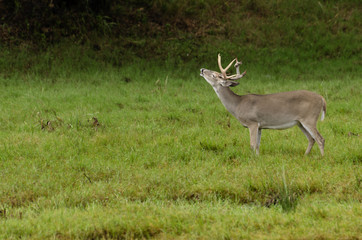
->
[220,80,239,87]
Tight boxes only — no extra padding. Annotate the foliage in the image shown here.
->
[0,0,360,64]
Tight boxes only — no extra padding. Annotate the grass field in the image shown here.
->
[0,58,361,239]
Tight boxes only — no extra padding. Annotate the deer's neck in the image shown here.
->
[213,86,242,116]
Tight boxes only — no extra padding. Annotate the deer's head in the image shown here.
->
[200,54,246,88]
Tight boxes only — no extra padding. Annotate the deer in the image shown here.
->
[200,54,326,155]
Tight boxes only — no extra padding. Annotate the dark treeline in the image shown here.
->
[1,0,139,44]
[0,0,212,45]
[0,0,360,63]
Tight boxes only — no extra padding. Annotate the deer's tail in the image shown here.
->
[321,97,326,121]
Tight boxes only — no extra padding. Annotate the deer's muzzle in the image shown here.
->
[200,68,204,76]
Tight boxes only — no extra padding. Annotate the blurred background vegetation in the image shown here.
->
[0,0,361,74]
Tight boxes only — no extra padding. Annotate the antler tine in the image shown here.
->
[218,54,236,79]
[227,70,247,80]
[223,57,246,80]
[217,54,226,79]
[234,58,242,75]
[224,58,236,73]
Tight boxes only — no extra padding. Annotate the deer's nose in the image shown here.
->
[200,68,204,76]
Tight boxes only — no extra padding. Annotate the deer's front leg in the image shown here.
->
[256,128,262,155]
[248,124,260,154]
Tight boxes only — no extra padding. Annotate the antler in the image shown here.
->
[234,58,242,75]
[228,58,246,80]
[218,54,246,80]
[218,54,236,79]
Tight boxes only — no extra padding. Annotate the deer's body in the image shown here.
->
[216,88,325,129]
[200,54,326,155]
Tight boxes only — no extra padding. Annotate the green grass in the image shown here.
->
[0,60,361,239]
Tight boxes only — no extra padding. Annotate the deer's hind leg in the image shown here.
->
[299,121,325,156]
[297,122,315,155]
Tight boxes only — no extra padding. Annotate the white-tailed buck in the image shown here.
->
[200,54,326,155]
